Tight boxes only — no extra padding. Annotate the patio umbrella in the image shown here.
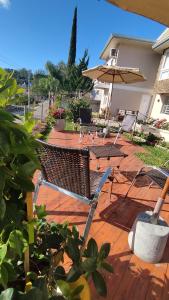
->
[106,0,169,27]
[82,65,146,120]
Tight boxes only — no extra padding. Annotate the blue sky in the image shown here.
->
[0,0,166,72]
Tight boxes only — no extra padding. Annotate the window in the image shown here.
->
[160,52,169,80]
[161,97,169,114]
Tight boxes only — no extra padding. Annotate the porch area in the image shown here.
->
[35,129,169,300]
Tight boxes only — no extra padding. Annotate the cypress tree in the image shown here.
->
[68,7,77,67]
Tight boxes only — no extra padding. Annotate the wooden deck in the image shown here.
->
[35,129,169,300]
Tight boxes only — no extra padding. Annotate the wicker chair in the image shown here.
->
[125,165,169,198]
[34,140,112,242]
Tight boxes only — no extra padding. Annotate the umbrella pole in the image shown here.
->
[105,83,113,125]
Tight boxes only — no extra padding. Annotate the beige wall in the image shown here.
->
[109,88,142,115]
[117,43,160,89]
[100,41,161,117]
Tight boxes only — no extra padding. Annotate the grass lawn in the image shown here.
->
[124,133,169,167]
[136,146,169,167]
[64,120,80,131]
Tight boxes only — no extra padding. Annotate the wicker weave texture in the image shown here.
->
[37,140,91,198]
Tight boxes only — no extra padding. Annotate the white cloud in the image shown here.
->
[0,0,10,8]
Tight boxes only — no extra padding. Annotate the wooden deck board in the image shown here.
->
[35,129,169,299]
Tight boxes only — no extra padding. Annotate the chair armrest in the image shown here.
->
[93,167,112,200]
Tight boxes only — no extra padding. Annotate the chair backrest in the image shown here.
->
[36,140,91,198]
[121,114,137,132]
[79,108,92,124]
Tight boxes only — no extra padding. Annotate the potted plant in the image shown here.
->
[0,200,113,299]
[145,132,160,146]
[52,108,66,131]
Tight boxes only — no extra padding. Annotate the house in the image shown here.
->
[91,34,161,118]
[150,29,169,121]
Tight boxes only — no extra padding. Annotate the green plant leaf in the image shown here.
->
[81,257,97,273]
[24,287,43,299]
[99,243,110,260]
[35,205,47,219]
[84,238,98,257]
[33,277,48,300]
[66,266,82,282]
[71,285,84,297]
[2,262,17,282]
[0,263,8,288]
[92,270,107,297]
[0,197,6,221]
[0,245,7,262]
[65,238,80,262]
[8,230,28,257]
[57,280,70,298]
[101,262,113,273]
[0,288,17,300]
[54,266,66,281]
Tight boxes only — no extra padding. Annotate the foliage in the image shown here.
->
[0,109,40,288]
[0,68,112,299]
[46,51,93,95]
[68,98,90,122]
[45,62,68,92]
[145,132,162,145]
[66,50,93,94]
[30,209,113,298]
[31,77,58,99]
[5,68,33,86]
[0,68,24,107]
[68,7,77,67]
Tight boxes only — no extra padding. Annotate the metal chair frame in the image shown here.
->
[125,165,169,198]
[114,111,138,144]
[34,140,112,242]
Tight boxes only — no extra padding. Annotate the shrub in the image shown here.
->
[68,98,90,122]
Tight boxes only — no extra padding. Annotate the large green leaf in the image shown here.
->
[0,245,7,262]
[0,263,8,288]
[84,238,98,257]
[66,266,81,282]
[99,243,110,260]
[57,280,70,298]
[0,288,17,300]
[92,270,107,297]
[54,266,66,281]
[0,197,6,221]
[65,238,80,262]
[3,262,17,282]
[8,230,28,257]
[101,262,113,273]
[81,257,97,273]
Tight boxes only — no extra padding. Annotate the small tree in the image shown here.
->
[67,50,93,95]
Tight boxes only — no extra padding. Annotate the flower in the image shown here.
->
[52,108,65,119]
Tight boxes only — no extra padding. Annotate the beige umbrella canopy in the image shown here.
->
[106,0,169,27]
[83,65,146,119]
[82,65,146,84]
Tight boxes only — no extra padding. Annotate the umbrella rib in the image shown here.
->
[118,72,127,84]
[97,67,114,81]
